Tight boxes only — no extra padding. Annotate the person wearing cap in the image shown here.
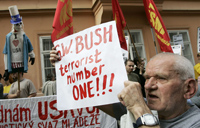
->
[3,5,35,81]
[194,53,200,81]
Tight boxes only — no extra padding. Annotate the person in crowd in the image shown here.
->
[3,74,14,98]
[42,73,56,96]
[194,53,200,81]
[133,57,145,75]
[7,72,37,98]
[125,59,141,83]
[133,57,146,97]
[50,47,200,127]
[0,74,4,99]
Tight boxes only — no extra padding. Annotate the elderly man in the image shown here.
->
[50,47,200,127]
[116,53,200,127]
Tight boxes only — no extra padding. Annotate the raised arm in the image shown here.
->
[49,46,60,66]
[118,81,160,128]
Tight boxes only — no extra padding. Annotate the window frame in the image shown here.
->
[168,30,195,65]
[124,29,147,65]
[39,36,55,84]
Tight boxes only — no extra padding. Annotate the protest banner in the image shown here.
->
[54,21,127,110]
[0,96,117,128]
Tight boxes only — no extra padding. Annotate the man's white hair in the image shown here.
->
[152,52,194,80]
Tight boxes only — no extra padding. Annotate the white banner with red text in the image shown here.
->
[0,95,117,128]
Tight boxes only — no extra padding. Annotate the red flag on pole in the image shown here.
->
[143,0,173,53]
[112,0,127,50]
[51,0,73,43]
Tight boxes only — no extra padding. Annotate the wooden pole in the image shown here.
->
[126,24,141,62]
[151,27,158,54]
[17,72,20,98]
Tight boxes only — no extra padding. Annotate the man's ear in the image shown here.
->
[183,78,197,99]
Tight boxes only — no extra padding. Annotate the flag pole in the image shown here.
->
[150,27,158,54]
[126,24,141,62]
[17,71,20,98]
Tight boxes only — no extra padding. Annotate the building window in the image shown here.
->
[124,30,146,63]
[39,36,55,84]
[168,30,194,65]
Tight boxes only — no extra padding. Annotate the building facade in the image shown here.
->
[0,0,199,95]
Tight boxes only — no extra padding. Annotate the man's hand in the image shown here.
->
[28,93,37,98]
[3,70,9,81]
[49,47,60,66]
[16,90,20,98]
[7,90,21,99]
[118,81,151,119]
[29,58,35,65]
[28,51,35,65]
[118,81,144,109]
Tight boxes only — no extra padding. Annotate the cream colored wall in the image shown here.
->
[0,0,57,10]
[0,0,95,95]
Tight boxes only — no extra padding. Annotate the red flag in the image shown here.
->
[112,0,127,50]
[51,0,73,43]
[143,0,173,53]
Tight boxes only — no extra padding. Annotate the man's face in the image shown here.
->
[144,56,185,118]
[140,58,145,66]
[125,61,134,74]
[11,73,18,82]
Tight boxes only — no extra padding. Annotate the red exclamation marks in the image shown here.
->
[96,73,115,96]
[109,73,115,92]
[102,75,107,95]
[96,77,100,96]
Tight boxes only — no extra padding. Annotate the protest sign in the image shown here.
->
[54,21,128,110]
[0,96,117,128]
[173,34,184,50]
[171,45,182,55]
